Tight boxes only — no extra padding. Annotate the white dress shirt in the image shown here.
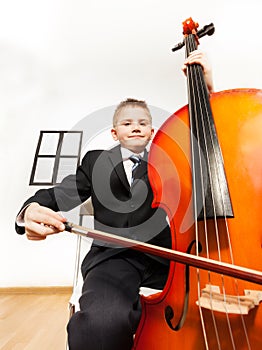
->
[120,147,144,186]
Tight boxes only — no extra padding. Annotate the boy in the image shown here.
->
[16,51,214,349]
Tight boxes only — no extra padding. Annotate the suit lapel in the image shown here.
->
[108,145,149,190]
[108,145,130,191]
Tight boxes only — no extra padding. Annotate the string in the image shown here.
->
[191,38,250,349]
[185,36,213,349]
[192,53,251,350]
[195,58,251,349]
[186,34,233,350]
[190,57,235,349]
[186,33,251,349]
[187,34,238,349]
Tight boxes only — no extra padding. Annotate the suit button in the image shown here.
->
[130,201,135,208]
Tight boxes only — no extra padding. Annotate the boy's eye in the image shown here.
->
[118,120,150,127]
[122,121,135,126]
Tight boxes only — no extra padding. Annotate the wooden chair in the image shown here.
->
[68,199,94,317]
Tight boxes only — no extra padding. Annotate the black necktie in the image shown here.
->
[129,155,141,183]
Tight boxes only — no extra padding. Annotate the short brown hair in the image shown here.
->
[113,98,152,127]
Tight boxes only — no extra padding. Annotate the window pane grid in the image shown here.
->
[30,131,83,185]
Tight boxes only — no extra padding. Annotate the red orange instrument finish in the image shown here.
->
[133,18,262,350]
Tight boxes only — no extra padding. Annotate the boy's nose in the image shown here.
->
[132,126,141,132]
[131,122,141,129]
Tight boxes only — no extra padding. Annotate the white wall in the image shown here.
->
[1,0,261,287]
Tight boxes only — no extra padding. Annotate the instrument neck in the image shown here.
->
[184,33,233,220]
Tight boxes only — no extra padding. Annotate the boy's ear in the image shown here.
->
[150,128,155,139]
[111,128,118,141]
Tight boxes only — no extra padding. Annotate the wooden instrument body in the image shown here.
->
[133,88,262,349]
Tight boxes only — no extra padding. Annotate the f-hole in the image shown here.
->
[165,240,202,331]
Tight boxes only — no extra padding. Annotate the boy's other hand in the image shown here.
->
[24,203,67,241]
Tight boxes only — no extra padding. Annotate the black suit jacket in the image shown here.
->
[16,145,171,275]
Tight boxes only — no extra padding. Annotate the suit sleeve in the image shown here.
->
[15,152,93,235]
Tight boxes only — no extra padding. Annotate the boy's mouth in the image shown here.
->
[128,135,144,138]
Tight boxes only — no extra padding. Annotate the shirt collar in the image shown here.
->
[120,147,144,161]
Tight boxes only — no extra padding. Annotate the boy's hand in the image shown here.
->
[24,203,67,241]
[182,50,214,93]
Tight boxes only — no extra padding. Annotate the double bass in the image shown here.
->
[65,18,262,349]
[133,18,262,349]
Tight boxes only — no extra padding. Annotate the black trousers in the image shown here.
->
[67,250,169,350]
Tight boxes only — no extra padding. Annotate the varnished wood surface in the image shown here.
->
[0,288,72,350]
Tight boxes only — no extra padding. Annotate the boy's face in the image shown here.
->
[111,106,154,153]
